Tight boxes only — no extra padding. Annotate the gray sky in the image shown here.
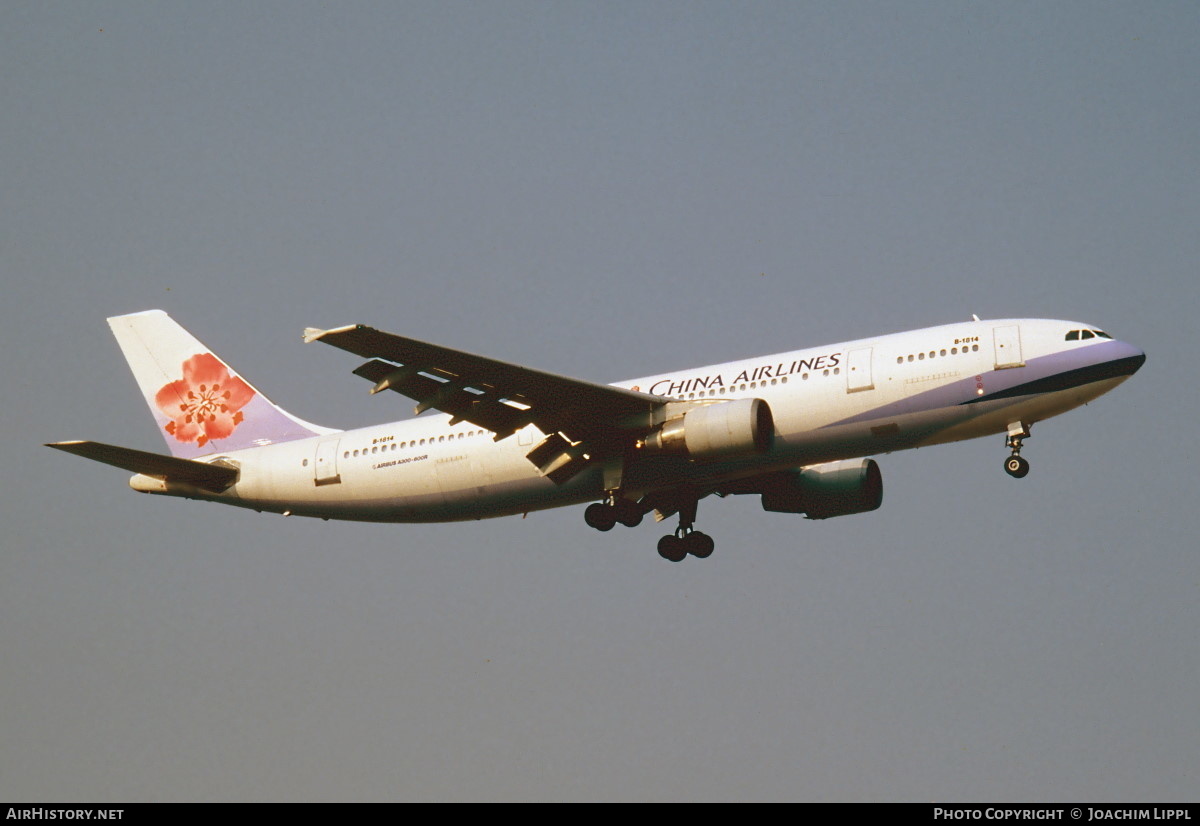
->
[3,1,1196,802]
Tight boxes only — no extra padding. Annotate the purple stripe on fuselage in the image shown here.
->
[824,339,1141,428]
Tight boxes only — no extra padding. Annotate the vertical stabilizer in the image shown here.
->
[108,310,333,458]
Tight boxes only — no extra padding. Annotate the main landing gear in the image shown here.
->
[584,497,644,531]
[654,498,714,562]
[1004,421,1031,479]
[656,529,714,563]
[584,494,715,562]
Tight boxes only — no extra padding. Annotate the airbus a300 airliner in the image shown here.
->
[49,311,1144,561]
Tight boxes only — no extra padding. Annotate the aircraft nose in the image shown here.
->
[1110,339,1146,377]
[1121,341,1146,373]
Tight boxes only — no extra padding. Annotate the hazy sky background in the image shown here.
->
[3,1,1196,802]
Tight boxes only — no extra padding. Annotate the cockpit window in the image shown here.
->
[1066,328,1113,341]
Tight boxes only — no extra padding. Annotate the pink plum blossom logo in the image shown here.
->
[155,353,255,448]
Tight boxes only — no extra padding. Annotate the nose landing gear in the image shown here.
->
[1004,422,1031,479]
[1005,454,1030,478]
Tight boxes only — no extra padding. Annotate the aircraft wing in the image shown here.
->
[46,440,238,491]
[305,324,665,480]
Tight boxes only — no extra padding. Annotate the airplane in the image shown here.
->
[47,310,1145,561]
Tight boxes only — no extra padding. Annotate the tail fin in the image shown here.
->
[108,310,334,458]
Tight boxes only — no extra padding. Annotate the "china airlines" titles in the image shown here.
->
[644,352,843,397]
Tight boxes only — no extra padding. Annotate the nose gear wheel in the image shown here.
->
[1004,422,1031,479]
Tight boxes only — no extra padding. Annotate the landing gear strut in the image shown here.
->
[1004,422,1031,479]
[656,499,714,562]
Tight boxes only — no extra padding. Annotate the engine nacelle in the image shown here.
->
[641,398,774,461]
[760,458,883,519]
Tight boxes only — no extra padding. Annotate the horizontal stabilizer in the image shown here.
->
[46,440,238,492]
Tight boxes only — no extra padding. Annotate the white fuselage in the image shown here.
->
[134,318,1143,522]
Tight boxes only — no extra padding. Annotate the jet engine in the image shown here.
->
[640,398,774,461]
[759,458,883,519]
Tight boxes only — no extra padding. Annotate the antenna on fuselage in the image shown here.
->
[972,313,981,321]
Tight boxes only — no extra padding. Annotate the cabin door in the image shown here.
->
[313,439,342,486]
[993,325,1025,369]
[846,347,875,392]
